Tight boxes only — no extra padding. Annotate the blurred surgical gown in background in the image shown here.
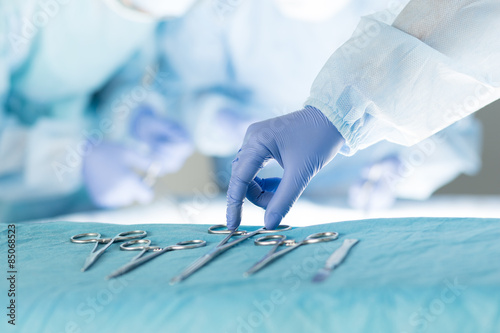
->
[0,0,192,222]
[155,0,482,207]
[0,0,484,222]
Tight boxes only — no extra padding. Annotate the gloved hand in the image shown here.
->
[348,156,402,212]
[131,106,193,175]
[226,106,345,230]
[83,142,155,208]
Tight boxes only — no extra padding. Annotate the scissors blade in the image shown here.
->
[81,251,102,272]
[243,250,277,277]
[106,262,136,280]
[169,252,217,285]
[312,239,359,283]
[170,229,259,284]
[107,249,166,279]
[243,259,269,277]
[81,241,114,272]
[244,243,298,277]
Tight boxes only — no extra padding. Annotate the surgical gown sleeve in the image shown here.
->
[305,0,500,155]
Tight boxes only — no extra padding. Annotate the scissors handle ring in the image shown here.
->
[208,225,246,235]
[258,225,292,234]
[115,230,148,241]
[120,239,159,251]
[302,232,339,244]
[254,234,287,246]
[170,240,207,250]
[70,233,111,244]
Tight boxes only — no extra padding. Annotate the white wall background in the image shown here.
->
[438,100,500,195]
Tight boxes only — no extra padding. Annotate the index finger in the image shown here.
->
[226,143,269,230]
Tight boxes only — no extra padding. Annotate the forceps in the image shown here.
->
[244,232,339,277]
[169,224,292,284]
[71,231,147,272]
[107,238,207,279]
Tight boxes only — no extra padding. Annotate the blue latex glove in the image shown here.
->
[84,108,193,208]
[131,106,194,175]
[226,106,345,230]
[348,156,402,212]
[83,142,155,208]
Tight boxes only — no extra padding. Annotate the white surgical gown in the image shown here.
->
[306,0,500,155]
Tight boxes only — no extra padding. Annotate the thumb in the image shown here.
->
[263,168,312,229]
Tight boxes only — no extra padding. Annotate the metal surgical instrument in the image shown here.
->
[243,232,339,277]
[169,224,292,284]
[312,239,359,283]
[107,238,207,279]
[71,230,147,272]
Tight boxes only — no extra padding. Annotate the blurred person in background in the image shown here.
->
[154,0,482,213]
[0,0,196,222]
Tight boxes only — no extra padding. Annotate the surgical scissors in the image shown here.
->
[169,224,292,284]
[71,231,147,272]
[243,232,339,277]
[107,238,207,279]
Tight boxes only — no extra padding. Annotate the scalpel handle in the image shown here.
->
[324,239,359,270]
[312,239,359,283]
